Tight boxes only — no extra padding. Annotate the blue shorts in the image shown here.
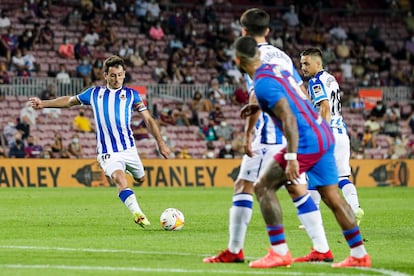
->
[275,145,338,189]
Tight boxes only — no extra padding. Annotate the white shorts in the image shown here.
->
[333,129,351,177]
[237,144,285,183]
[97,147,145,179]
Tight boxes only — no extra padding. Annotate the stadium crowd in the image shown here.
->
[0,0,413,159]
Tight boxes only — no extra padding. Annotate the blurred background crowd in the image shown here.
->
[0,0,413,160]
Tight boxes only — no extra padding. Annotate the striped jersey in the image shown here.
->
[77,86,147,154]
[307,70,346,130]
[245,42,303,147]
[254,64,334,154]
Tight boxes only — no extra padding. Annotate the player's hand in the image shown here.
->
[240,104,260,119]
[158,142,171,159]
[285,160,300,184]
[29,97,42,109]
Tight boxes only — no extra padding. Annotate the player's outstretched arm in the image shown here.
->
[140,109,171,159]
[30,96,80,109]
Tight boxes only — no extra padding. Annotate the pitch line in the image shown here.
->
[0,245,410,276]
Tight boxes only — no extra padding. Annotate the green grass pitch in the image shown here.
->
[0,187,413,276]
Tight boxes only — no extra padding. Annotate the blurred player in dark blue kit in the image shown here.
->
[236,36,371,269]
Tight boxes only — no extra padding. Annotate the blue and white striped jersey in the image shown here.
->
[245,42,303,147]
[77,86,147,154]
[307,70,346,130]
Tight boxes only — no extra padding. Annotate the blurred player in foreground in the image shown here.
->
[30,55,170,228]
[203,8,330,264]
[299,48,364,225]
[235,36,371,269]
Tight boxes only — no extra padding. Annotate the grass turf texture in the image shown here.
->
[0,187,413,276]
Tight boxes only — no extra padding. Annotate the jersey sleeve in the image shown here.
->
[76,87,95,105]
[291,66,303,86]
[308,78,328,106]
[131,88,147,112]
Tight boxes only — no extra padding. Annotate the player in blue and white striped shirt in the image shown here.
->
[30,55,170,228]
[300,48,364,226]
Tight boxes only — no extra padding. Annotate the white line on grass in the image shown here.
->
[0,245,410,276]
[0,264,378,276]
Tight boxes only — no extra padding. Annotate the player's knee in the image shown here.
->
[234,179,254,194]
[134,176,145,184]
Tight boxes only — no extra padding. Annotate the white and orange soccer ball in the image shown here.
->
[160,208,185,231]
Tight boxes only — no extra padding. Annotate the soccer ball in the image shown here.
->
[160,208,185,231]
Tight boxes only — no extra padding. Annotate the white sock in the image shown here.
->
[294,193,330,253]
[340,179,360,213]
[228,193,253,254]
[271,243,289,256]
[309,189,321,209]
[119,188,143,214]
[351,245,368,258]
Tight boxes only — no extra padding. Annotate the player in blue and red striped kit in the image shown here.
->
[30,55,170,227]
[235,36,371,269]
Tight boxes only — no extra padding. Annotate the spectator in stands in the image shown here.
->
[151,59,168,83]
[76,58,93,87]
[39,84,61,119]
[40,143,53,159]
[91,59,104,85]
[21,47,38,73]
[0,61,9,84]
[218,141,236,159]
[200,119,218,142]
[68,133,83,159]
[145,41,158,61]
[362,126,377,149]
[37,0,51,19]
[159,104,175,126]
[8,132,25,158]
[11,48,28,75]
[104,0,117,13]
[364,114,381,135]
[282,5,300,28]
[16,117,30,141]
[135,0,150,22]
[18,29,34,51]
[382,104,400,137]
[169,63,184,84]
[369,100,387,119]
[349,124,364,154]
[132,116,150,141]
[39,83,56,100]
[0,27,18,63]
[3,119,17,146]
[56,64,72,85]
[329,21,348,41]
[73,109,94,132]
[83,26,100,47]
[171,102,191,126]
[51,131,64,157]
[0,9,11,30]
[119,39,134,65]
[408,111,414,134]
[0,145,5,158]
[20,101,38,128]
[374,51,392,73]
[203,141,216,159]
[62,7,82,27]
[99,23,119,51]
[17,2,36,24]
[231,79,248,105]
[149,20,165,41]
[58,36,75,59]
[24,135,42,158]
[215,120,234,142]
[74,38,92,60]
[208,104,225,125]
[80,1,96,22]
[39,20,54,50]
[207,78,226,105]
[176,147,192,159]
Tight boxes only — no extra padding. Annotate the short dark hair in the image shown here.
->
[240,8,270,36]
[103,55,126,73]
[300,48,323,59]
[234,36,258,59]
